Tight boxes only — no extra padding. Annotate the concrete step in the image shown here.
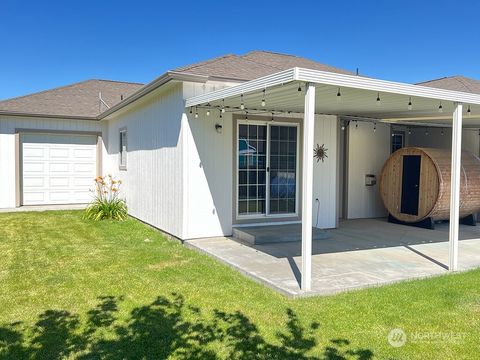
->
[232,224,330,245]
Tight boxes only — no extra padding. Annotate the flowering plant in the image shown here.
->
[84,175,128,221]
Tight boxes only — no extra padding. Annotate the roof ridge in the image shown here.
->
[245,50,299,58]
[454,76,474,92]
[416,75,461,85]
[94,79,145,86]
[174,54,238,72]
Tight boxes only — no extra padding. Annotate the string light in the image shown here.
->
[336,88,341,101]
[261,89,266,107]
[441,128,444,136]
[245,111,248,122]
[221,99,226,113]
[206,109,210,116]
[467,105,472,116]
[376,93,381,106]
[425,128,429,136]
[219,109,222,119]
[194,107,199,118]
[373,123,377,132]
[297,84,302,92]
[355,121,358,129]
[438,102,443,113]
[189,107,193,114]
[240,94,245,110]
[408,97,413,110]
[408,128,412,135]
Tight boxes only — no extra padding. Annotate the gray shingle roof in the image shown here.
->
[3,51,477,119]
[0,79,144,118]
[417,76,480,95]
[174,50,354,80]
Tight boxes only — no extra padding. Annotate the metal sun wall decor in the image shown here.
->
[314,144,328,163]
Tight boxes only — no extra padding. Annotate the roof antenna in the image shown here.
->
[98,92,111,112]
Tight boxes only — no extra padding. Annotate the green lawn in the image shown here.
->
[0,211,479,359]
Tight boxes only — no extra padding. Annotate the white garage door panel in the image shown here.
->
[22,133,97,205]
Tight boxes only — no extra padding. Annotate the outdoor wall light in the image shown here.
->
[215,124,223,134]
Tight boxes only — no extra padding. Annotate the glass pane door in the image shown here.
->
[238,124,267,215]
[269,125,297,214]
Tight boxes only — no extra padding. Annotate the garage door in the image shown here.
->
[22,133,97,205]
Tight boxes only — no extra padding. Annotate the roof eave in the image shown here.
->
[99,71,210,120]
[0,110,98,121]
[185,67,480,107]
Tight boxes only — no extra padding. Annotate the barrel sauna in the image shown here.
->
[379,147,480,226]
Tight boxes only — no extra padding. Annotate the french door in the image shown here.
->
[237,121,299,218]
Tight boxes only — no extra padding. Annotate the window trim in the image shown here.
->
[235,119,300,220]
[119,127,127,170]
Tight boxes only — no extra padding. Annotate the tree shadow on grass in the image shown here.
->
[0,294,373,359]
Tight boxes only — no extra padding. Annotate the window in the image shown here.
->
[391,132,404,153]
[237,121,298,218]
[119,128,127,169]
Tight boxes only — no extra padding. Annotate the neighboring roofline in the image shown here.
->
[0,78,143,103]
[185,67,480,107]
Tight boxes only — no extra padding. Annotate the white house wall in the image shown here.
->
[407,128,480,155]
[313,115,338,228]
[346,121,390,219]
[182,110,233,239]
[182,81,235,239]
[182,87,338,238]
[103,83,185,238]
[0,115,103,209]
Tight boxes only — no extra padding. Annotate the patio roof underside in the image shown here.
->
[186,68,480,128]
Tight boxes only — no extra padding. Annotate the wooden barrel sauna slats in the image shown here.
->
[379,147,480,222]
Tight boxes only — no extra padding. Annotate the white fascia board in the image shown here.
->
[185,68,296,107]
[296,68,480,105]
[185,67,480,108]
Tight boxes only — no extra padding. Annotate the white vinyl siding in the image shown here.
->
[104,83,185,238]
[22,133,97,205]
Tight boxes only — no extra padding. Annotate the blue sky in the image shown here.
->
[1,0,479,100]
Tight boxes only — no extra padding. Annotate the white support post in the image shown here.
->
[301,82,315,291]
[449,103,463,271]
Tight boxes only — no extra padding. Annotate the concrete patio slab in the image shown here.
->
[185,219,480,297]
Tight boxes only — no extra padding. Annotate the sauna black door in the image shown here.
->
[401,155,421,215]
